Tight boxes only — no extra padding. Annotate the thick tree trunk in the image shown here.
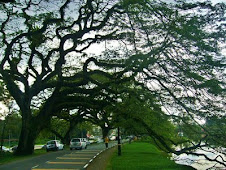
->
[63,120,78,145]
[0,119,7,153]
[15,113,50,155]
[50,129,64,142]
[14,86,59,155]
[15,118,38,155]
[101,126,110,139]
[63,131,71,145]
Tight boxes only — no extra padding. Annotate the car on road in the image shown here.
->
[46,140,64,152]
[70,138,87,150]
[86,139,91,145]
[11,145,18,152]
[0,146,10,152]
[81,138,90,145]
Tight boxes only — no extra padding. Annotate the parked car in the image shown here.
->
[11,145,18,152]
[70,138,87,150]
[81,138,89,145]
[86,139,91,145]
[46,140,64,152]
[0,146,10,152]
[88,139,95,144]
[42,145,46,149]
[81,138,92,145]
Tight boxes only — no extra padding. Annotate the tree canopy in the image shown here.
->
[0,0,225,167]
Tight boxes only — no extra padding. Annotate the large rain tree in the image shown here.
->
[0,0,225,167]
[0,0,126,155]
[117,0,226,168]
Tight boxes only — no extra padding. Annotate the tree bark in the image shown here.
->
[101,126,110,139]
[49,119,80,145]
[15,118,38,155]
[63,131,71,145]
[15,112,51,155]
[49,129,64,142]
[63,120,80,145]
[0,119,7,153]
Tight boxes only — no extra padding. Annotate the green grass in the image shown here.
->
[107,142,194,170]
[0,149,47,165]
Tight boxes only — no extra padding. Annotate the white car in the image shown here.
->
[0,146,10,152]
[70,138,87,150]
[81,138,89,145]
[46,140,64,152]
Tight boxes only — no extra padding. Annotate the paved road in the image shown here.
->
[0,142,117,170]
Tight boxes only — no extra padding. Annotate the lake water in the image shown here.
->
[173,147,226,169]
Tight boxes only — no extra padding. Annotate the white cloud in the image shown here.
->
[211,0,226,4]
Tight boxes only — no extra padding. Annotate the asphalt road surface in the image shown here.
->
[0,142,117,170]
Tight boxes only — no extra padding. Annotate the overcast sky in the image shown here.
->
[212,0,226,3]
[0,0,225,119]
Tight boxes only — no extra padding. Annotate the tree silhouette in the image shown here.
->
[0,1,225,167]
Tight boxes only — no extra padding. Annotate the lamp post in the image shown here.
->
[117,127,121,156]
[8,130,10,148]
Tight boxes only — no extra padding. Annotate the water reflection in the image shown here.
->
[173,147,226,169]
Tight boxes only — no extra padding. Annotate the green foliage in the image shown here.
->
[90,73,111,84]
[0,85,3,101]
[205,115,226,147]
[37,117,70,141]
[0,114,21,139]
[69,123,88,138]
[36,129,54,141]
[121,0,146,7]
[178,123,203,142]
[28,26,45,48]
[198,79,224,95]
[0,0,225,159]
[77,121,93,133]
[0,80,10,102]
[185,72,204,81]
[107,86,178,147]
[50,118,70,137]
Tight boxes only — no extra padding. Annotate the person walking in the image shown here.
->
[104,136,109,148]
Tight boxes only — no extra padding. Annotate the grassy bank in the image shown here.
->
[107,142,194,170]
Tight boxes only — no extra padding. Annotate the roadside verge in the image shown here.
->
[85,145,117,170]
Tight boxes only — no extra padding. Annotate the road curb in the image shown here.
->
[83,144,117,169]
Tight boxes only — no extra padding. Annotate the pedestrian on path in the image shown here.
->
[104,136,109,148]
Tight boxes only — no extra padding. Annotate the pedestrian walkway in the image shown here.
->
[86,145,117,170]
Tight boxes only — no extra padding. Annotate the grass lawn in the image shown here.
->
[107,142,194,170]
[0,149,47,165]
